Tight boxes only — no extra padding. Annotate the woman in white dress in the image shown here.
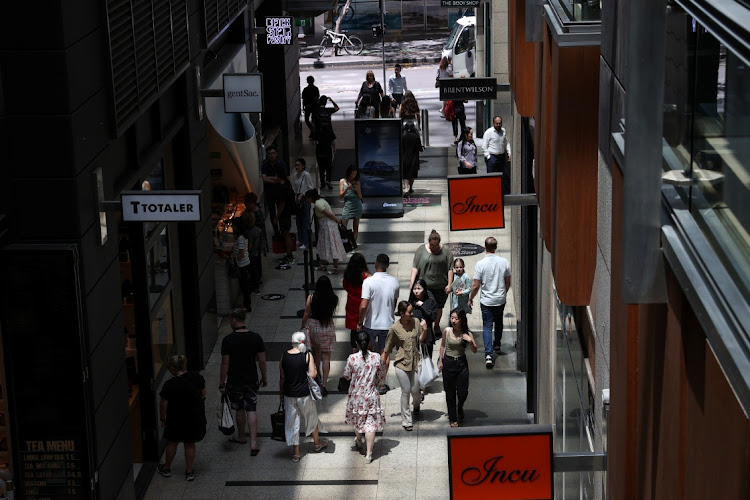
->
[305,189,347,275]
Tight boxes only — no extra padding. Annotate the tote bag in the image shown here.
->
[270,402,286,441]
[217,393,235,435]
[418,344,440,389]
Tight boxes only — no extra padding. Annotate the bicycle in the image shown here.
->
[318,26,363,57]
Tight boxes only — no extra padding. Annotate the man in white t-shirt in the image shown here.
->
[359,253,400,392]
[468,237,511,369]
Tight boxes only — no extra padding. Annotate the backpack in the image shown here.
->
[314,110,334,142]
[444,100,455,122]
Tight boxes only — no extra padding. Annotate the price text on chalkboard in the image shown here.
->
[21,439,84,499]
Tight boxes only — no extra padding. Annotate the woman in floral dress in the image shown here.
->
[343,331,385,464]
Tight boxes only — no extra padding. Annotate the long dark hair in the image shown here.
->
[305,188,320,201]
[412,278,428,300]
[311,275,338,326]
[344,164,360,182]
[357,330,370,360]
[344,252,368,287]
[451,307,468,334]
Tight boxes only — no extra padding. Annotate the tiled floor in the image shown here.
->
[144,146,528,498]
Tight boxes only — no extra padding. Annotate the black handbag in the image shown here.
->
[270,402,285,441]
[457,164,477,175]
[338,224,358,253]
[337,376,351,393]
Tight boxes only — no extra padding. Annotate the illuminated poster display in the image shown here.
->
[355,119,402,198]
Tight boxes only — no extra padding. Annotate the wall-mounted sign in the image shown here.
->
[266,16,293,45]
[439,77,497,101]
[295,18,313,27]
[448,174,504,230]
[448,425,553,500]
[446,242,485,257]
[121,191,202,222]
[441,0,480,6]
[223,73,264,113]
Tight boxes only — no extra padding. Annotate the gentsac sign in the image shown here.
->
[439,77,498,101]
[223,73,264,113]
[121,191,202,222]
[448,174,505,230]
[448,425,553,500]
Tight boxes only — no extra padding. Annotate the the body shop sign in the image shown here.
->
[223,73,264,113]
[448,174,504,230]
[448,425,553,500]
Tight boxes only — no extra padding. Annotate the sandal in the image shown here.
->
[314,265,328,271]
[313,438,328,452]
[292,454,301,463]
[450,422,459,428]
[327,269,339,275]
[403,425,413,431]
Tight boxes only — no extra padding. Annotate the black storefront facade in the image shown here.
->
[0,0,315,498]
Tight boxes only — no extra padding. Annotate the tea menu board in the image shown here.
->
[20,439,84,499]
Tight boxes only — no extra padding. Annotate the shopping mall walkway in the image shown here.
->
[143,127,528,499]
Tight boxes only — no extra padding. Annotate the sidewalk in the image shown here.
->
[144,132,527,500]
[300,36,445,69]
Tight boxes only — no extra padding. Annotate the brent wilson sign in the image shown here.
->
[266,17,293,45]
[121,191,201,222]
[439,77,497,101]
[441,0,480,6]
[448,425,553,500]
[223,73,264,113]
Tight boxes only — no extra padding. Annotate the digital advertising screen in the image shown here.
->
[355,119,402,197]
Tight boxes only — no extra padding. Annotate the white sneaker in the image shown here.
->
[485,354,494,369]
[298,244,307,250]
[364,454,373,464]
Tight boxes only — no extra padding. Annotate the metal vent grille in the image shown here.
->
[204,0,246,45]
[106,0,190,135]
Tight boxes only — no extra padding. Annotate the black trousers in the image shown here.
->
[238,264,253,311]
[442,355,469,423]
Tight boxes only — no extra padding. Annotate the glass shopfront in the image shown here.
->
[554,297,595,499]
[335,0,456,32]
[662,7,750,300]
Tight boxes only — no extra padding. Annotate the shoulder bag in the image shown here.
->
[306,353,323,400]
[418,343,440,390]
[270,401,286,441]
[217,393,235,435]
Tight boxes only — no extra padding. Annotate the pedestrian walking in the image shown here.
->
[401,121,423,197]
[383,301,426,431]
[301,75,320,138]
[409,230,454,341]
[482,116,512,195]
[157,354,207,481]
[451,100,467,144]
[409,279,438,360]
[292,158,315,250]
[437,308,477,428]
[344,330,386,464]
[313,95,339,190]
[388,63,408,107]
[468,237,511,368]
[279,331,328,463]
[241,192,267,258]
[399,91,420,129]
[231,219,253,311]
[456,128,478,174]
[379,94,396,118]
[219,308,267,454]
[239,212,262,295]
[300,275,339,395]
[358,254,400,393]
[343,253,371,353]
[339,165,363,243]
[357,70,384,118]
[305,189,346,274]
[272,168,296,265]
[260,145,288,236]
[449,258,472,314]
[436,56,453,117]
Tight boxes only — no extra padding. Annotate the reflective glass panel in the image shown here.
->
[151,292,174,377]
[147,227,171,309]
[554,0,601,22]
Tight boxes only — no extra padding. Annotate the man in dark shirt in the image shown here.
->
[273,169,297,266]
[301,75,320,138]
[261,145,288,235]
[219,308,267,454]
[313,95,339,189]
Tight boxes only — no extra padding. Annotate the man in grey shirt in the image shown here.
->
[468,237,511,368]
[388,64,408,107]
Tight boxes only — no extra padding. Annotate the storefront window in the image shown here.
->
[143,161,165,237]
[662,11,750,299]
[151,292,174,377]
[552,0,601,22]
[554,299,595,499]
[146,227,171,310]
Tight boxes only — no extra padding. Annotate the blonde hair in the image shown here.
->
[292,331,307,353]
[167,354,187,371]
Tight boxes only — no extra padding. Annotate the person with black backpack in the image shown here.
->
[313,95,339,190]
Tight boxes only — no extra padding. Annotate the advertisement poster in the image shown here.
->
[355,119,402,197]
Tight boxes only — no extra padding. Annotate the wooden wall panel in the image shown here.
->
[550,41,600,305]
[509,0,516,87]
[512,0,536,116]
[535,27,554,251]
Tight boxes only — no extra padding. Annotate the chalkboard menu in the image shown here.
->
[0,246,91,500]
[20,440,83,498]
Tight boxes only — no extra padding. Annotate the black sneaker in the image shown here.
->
[493,344,503,352]
[378,384,390,395]
[185,471,195,481]
[485,354,494,369]
[157,464,171,477]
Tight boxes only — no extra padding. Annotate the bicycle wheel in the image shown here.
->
[318,38,330,57]
[344,36,363,56]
